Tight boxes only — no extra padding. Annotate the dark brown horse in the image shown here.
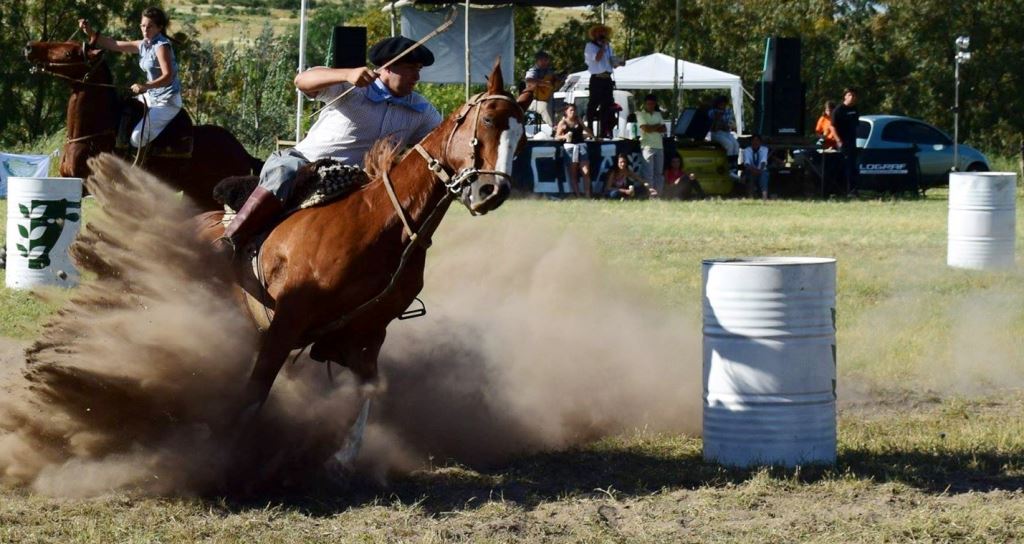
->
[197,62,528,463]
[24,40,261,210]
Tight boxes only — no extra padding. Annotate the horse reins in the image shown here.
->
[306,92,523,338]
[31,44,150,166]
[29,43,117,89]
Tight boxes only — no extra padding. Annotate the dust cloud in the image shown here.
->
[0,154,702,496]
[838,251,1024,403]
[0,155,363,496]
[355,219,703,477]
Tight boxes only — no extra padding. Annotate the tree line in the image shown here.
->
[2,0,1022,157]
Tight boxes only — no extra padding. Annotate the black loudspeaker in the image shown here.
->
[329,26,367,69]
[674,107,712,140]
[755,81,806,137]
[763,37,801,83]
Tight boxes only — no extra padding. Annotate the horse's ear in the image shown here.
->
[486,57,504,95]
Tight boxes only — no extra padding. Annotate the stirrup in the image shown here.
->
[213,235,237,258]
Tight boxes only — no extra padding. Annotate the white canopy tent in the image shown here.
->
[566,52,745,134]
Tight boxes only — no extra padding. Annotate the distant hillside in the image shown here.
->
[170,0,598,44]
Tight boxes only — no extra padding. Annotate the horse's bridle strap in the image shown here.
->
[381,168,429,248]
[66,129,114,144]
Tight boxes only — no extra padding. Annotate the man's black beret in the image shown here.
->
[368,37,435,67]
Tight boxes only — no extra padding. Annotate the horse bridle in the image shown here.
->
[382,91,523,245]
[29,43,134,149]
[28,42,114,88]
[318,91,522,338]
[432,91,523,193]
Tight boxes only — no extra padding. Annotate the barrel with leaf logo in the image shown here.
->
[5,177,82,289]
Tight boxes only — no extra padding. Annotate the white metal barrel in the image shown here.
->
[702,257,837,468]
[5,177,82,289]
[948,172,1017,270]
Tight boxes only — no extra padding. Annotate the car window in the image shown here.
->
[905,122,952,145]
[857,121,870,139]
[880,120,913,143]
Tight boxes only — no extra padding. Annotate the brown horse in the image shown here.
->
[197,62,529,459]
[24,40,261,210]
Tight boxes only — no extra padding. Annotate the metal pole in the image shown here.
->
[295,0,309,141]
[673,0,680,121]
[464,0,471,100]
[953,58,959,172]
[390,1,397,37]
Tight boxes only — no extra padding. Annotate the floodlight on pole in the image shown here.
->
[953,35,970,172]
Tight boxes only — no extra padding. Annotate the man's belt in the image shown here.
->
[590,72,613,79]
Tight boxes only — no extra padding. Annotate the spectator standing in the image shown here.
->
[831,88,860,196]
[583,24,622,138]
[815,100,838,149]
[524,51,558,127]
[555,104,594,197]
[708,95,739,168]
[741,133,770,200]
[636,94,666,195]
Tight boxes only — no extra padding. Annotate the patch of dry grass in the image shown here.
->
[2,194,1024,541]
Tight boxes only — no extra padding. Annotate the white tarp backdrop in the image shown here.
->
[566,53,745,134]
[0,153,51,198]
[401,6,514,85]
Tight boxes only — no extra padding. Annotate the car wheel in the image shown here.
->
[966,162,989,172]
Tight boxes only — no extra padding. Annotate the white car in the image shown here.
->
[858,115,990,186]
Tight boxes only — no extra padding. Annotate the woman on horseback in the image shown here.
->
[78,7,181,148]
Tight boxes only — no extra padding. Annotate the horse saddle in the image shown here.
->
[215,159,370,332]
[215,159,369,217]
[116,98,194,158]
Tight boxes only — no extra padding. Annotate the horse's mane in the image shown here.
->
[362,137,405,182]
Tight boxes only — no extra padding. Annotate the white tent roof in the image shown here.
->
[567,52,745,133]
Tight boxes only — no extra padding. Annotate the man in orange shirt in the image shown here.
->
[815,100,837,149]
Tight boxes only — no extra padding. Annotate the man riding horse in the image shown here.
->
[214,37,442,257]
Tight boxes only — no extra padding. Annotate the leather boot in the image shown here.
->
[214,186,284,258]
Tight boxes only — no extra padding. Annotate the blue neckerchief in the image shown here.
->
[365,80,428,113]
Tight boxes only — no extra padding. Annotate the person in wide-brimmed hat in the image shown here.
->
[215,36,442,257]
[588,24,613,41]
[584,24,622,138]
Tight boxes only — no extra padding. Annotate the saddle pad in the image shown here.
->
[290,161,369,212]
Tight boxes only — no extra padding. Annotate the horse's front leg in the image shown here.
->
[239,303,307,420]
[324,328,386,477]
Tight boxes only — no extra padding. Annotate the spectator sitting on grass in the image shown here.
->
[604,153,654,199]
[663,154,704,200]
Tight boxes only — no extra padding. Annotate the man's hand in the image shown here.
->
[345,67,377,87]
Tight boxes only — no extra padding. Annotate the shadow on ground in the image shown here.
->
[218,439,1024,517]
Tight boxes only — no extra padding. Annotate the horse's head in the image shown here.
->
[25,40,104,81]
[440,60,530,215]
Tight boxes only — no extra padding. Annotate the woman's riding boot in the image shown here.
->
[214,186,284,258]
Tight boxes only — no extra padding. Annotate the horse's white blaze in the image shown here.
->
[496,118,522,176]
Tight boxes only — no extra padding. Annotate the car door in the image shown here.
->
[904,122,953,183]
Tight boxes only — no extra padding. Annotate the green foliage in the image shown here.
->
[4,0,1024,158]
[179,23,297,154]
[306,0,367,67]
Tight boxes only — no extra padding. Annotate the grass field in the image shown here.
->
[2,193,1024,541]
